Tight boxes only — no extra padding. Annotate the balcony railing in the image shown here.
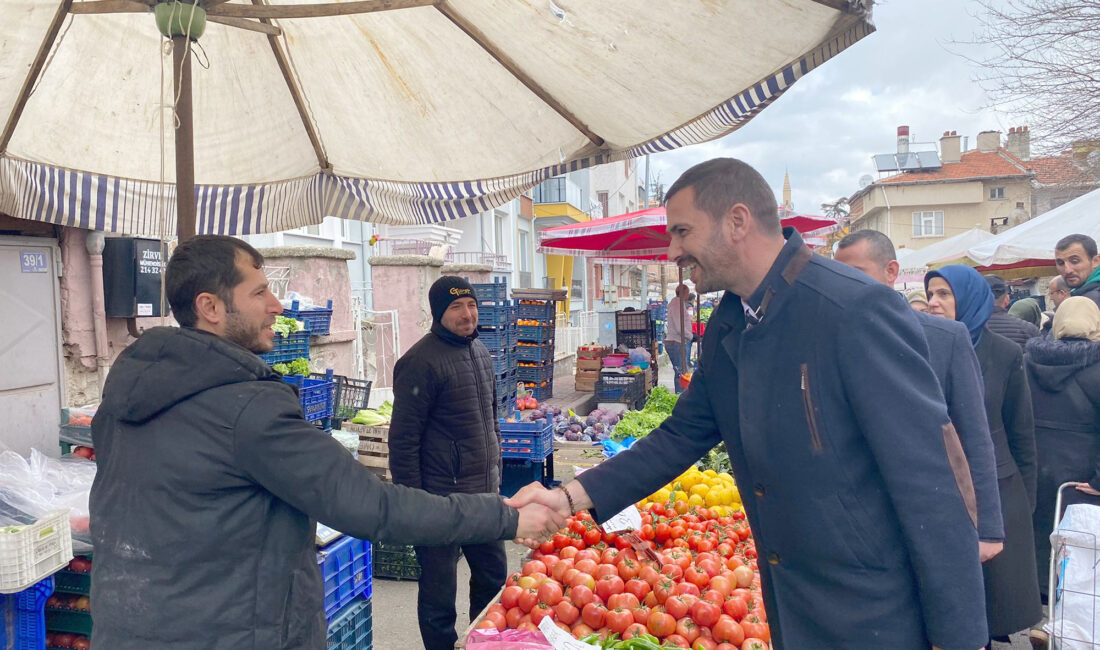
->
[368,238,511,271]
[448,251,512,272]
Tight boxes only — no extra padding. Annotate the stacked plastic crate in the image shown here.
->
[472,279,518,416]
[648,300,667,356]
[260,315,336,430]
[499,418,556,497]
[514,299,556,401]
[319,535,373,650]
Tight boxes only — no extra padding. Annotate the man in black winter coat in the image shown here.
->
[389,276,508,650]
[89,237,563,650]
[1056,233,1100,309]
[985,274,1040,349]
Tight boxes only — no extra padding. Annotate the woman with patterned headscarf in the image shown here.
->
[926,265,1042,646]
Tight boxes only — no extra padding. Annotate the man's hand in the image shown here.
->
[978,541,1004,563]
[513,503,566,548]
[1075,482,1100,496]
[504,482,570,518]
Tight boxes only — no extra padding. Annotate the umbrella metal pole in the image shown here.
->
[173,36,196,241]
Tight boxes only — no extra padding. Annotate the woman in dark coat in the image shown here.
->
[926,265,1042,644]
[1026,297,1100,601]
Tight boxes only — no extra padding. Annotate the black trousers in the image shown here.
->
[413,541,507,650]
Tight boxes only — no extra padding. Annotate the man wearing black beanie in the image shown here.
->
[389,275,507,650]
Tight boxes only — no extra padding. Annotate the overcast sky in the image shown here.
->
[647,0,1023,215]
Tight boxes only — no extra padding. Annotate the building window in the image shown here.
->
[302,223,321,236]
[494,212,506,254]
[990,187,1005,200]
[912,211,944,237]
[517,230,531,272]
[597,191,609,221]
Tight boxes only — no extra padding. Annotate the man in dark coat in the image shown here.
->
[389,275,508,650]
[835,230,1004,560]
[89,237,563,650]
[985,274,1040,348]
[509,159,988,650]
[1056,233,1100,309]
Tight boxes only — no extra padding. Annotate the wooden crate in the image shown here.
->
[348,423,391,482]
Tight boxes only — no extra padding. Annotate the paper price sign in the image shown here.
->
[601,504,642,533]
[539,614,594,650]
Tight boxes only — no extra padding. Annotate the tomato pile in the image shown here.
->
[477,503,770,650]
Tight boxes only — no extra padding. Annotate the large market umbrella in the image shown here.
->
[895,227,996,283]
[964,188,1100,279]
[1,0,875,240]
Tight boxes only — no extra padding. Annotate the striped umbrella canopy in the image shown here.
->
[1,0,874,240]
[538,206,838,260]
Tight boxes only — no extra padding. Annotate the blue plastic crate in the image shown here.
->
[500,419,553,461]
[259,331,311,365]
[317,536,373,623]
[501,459,548,497]
[477,304,514,330]
[471,278,508,305]
[0,576,53,650]
[495,368,518,393]
[488,348,515,375]
[326,595,372,650]
[521,381,553,402]
[516,324,554,342]
[478,327,515,352]
[284,300,334,335]
[514,301,555,322]
[284,370,336,422]
[517,363,553,384]
[515,344,554,363]
[495,388,517,413]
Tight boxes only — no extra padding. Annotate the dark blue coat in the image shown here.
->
[916,311,1004,542]
[577,231,987,650]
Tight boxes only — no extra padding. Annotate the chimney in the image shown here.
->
[976,130,1001,153]
[897,126,910,154]
[1005,125,1031,160]
[940,130,961,163]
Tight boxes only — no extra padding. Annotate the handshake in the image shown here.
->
[505,481,593,548]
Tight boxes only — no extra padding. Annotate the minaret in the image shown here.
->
[781,169,793,212]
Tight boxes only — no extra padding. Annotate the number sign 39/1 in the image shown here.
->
[20,251,48,273]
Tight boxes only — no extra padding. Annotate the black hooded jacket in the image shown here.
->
[89,327,518,650]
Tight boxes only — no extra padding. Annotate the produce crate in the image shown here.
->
[648,301,667,322]
[516,364,553,385]
[488,348,515,375]
[45,606,92,636]
[0,510,73,595]
[516,324,554,342]
[499,419,553,461]
[327,375,373,428]
[515,343,554,363]
[284,299,334,336]
[514,301,555,323]
[500,459,554,498]
[476,304,514,330]
[259,330,311,365]
[470,279,508,305]
[0,576,52,650]
[351,424,390,483]
[615,309,650,333]
[477,327,515,352]
[317,536,372,622]
[283,370,336,422]
[495,389,517,415]
[372,542,421,581]
[596,373,644,404]
[616,330,652,350]
[326,596,372,650]
[520,380,553,402]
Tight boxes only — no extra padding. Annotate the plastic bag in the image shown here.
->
[282,291,316,309]
[1046,503,1100,649]
[465,628,555,649]
[600,436,637,458]
[330,430,360,456]
[0,448,96,553]
[627,347,651,364]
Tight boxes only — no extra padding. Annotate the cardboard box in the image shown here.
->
[575,379,597,392]
[575,368,600,381]
[577,358,603,371]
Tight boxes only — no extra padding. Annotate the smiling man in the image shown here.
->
[1055,234,1100,309]
[89,237,562,649]
[508,159,988,650]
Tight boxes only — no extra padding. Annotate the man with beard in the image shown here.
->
[1055,234,1100,309]
[89,236,564,650]
[388,276,508,650]
[507,159,988,649]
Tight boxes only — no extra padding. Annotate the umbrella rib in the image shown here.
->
[1,0,75,155]
[209,0,436,19]
[254,0,330,173]
[68,0,148,14]
[208,15,282,36]
[809,0,854,10]
[434,1,606,149]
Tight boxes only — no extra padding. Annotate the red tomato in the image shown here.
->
[608,592,639,611]
[606,608,635,634]
[639,564,662,586]
[538,580,564,606]
[523,560,547,576]
[622,622,649,640]
[665,634,691,648]
[555,600,580,625]
[551,558,574,582]
[716,645,739,650]
[647,611,677,639]
[697,558,722,578]
[575,549,600,564]
[530,602,556,625]
[601,547,621,564]
[505,607,525,628]
[685,566,710,589]
[665,594,693,620]
[595,563,618,580]
[501,586,523,610]
[568,584,596,609]
[675,582,701,598]
[716,543,735,558]
[708,575,733,599]
[661,563,684,582]
[740,616,769,642]
[560,546,579,560]
[539,539,556,555]
[583,527,602,546]
[553,533,570,550]
[476,617,500,631]
[518,588,539,613]
[566,570,595,591]
[517,620,539,632]
[488,603,507,619]
[722,594,749,621]
[617,557,640,580]
[654,578,676,604]
[725,556,744,571]
[574,559,598,576]
[541,554,561,573]
[676,617,701,644]
[691,599,721,627]
[702,589,726,605]
[625,578,651,601]
[712,616,745,645]
[581,602,606,629]
[693,637,718,650]
[732,565,755,588]
[632,606,650,626]
[741,640,767,650]
[571,622,595,638]
[595,575,625,602]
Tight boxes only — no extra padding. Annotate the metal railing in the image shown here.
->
[447,251,512,271]
[368,239,511,271]
[554,310,599,361]
[358,307,400,388]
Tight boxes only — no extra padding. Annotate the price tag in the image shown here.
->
[538,615,594,650]
[601,504,642,533]
[20,251,47,273]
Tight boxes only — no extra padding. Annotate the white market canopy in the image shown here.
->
[966,187,1100,267]
[0,0,874,238]
[896,227,996,282]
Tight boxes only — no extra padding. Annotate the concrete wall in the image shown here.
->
[368,255,441,358]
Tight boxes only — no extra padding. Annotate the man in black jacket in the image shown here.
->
[1056,233,1100,308]
[986,274,1039,349]
[389,276,507,650]
[89,237,562,650]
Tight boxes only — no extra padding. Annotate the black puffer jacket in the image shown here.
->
[389,323,501,495]
[90,327,518,650]
[988,307,1040,350]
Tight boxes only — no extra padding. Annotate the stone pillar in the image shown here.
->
[258,246,357,377]
[368,255,443,359]
[440,263,493,284]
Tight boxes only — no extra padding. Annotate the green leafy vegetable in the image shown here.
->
[272,357,310,376]
[699,306,714,324]
[271,315,303,337]
[351,409,390,426]
[610,408,668,441]
[642,386,677,414]
[697,442,731,473]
